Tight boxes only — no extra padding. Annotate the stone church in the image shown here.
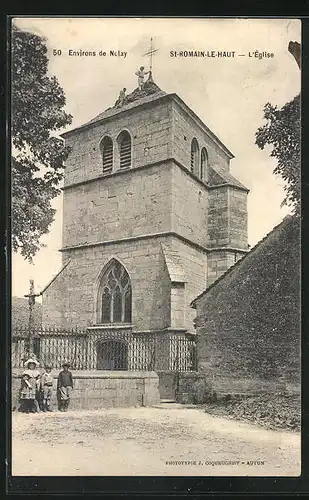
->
[42,73,248,354]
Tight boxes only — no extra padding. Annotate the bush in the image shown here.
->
[202,392,300,432]
[192,377,218,404]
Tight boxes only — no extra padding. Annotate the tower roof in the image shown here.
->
[86,75,166,126]
[60,76,234,159]
[60,75,166,139]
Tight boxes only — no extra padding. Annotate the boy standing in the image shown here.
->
[40,364,54,412]
[135,66,150,90]
[57,361,73,412]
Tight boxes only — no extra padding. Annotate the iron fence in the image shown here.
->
[11,326,197,372]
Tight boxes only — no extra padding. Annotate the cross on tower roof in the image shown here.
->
[142,37,159,74]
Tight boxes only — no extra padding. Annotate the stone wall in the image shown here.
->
[63,99,173,187]
[171,100,231,173]
[62,162,173,248]
[194,216,301,389]
[11,370,160,410]
[62,155,246,254]
[207,186,229,247]
[176,372,300,404]
[43,232,209,333]
[171,163,208,247]
[157,372,178,400]
[63,96,232,189]
[206,250,244,287]
[162,236,207,333]
[229,188,248,250]
[42,266,67,326]
[170,283,185,329]
[43,237,171,331]
[44,170,248,332]
[207,186,248,251]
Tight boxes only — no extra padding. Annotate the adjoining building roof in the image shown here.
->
[40,260,71,295]
[161,244,186,283]
[209,164,249,192]
[191,215,295,308]
[12,297,42,329]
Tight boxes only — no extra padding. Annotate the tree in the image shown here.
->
[11,25,73,261]
[255,94,300,211]
[288,41,301,69]
[255,42,301,213]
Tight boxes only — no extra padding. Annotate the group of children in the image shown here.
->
[18,357,74,413]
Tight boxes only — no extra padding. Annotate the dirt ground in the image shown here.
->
[11,403,301,476]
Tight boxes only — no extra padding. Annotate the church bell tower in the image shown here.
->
[42,68,248,337]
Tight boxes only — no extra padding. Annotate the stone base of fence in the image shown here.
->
[11,371,160,410]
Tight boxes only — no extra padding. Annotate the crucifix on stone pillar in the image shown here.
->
[24,279,40,356]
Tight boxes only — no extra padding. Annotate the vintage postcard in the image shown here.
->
[10,17,301,478]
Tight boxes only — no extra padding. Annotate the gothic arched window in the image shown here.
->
[98,260,132,324]
[200,147,209,181]
[100,136,113,174]
[117,130,132,169]
[190,138,199,175]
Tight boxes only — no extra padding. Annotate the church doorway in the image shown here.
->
[96,340,128,370]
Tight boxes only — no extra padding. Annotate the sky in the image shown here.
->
[11,17,301,299]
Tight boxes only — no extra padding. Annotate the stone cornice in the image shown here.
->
[62,157,249,193]
[60,230,248,256]
[87,324,132,330]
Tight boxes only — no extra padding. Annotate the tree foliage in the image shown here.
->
[255,93,300,212]
[12,25,73,261]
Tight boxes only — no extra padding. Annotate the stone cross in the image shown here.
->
[142,37,159,74]
[24,279,40,354]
